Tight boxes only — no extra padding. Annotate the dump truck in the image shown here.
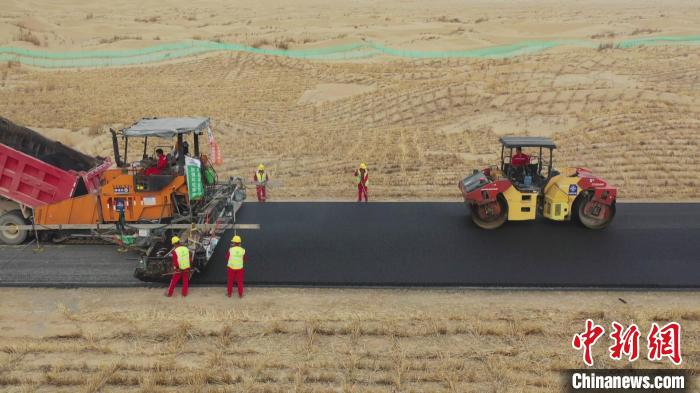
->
[459,136,617,230]
[0,116,255,281]
[0,117,112,244]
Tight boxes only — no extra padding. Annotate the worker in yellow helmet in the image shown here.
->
[354,162,369,202]
[166,236,192,297]
[225,235,248,298]
[253,164,268,203]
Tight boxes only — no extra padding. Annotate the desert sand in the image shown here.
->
[0,0,700,392]
[2,0,700,51]
[1,288,699,392]
[1,4,699,389]
[0,0,699,200]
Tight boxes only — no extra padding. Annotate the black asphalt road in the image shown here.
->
[1,203,699,288]
[199,202,700,287]
[0,243,141,286]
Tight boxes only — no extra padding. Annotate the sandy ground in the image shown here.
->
[1,3,698,391]
[2,0,700,51]
[1,0,699,200]
[1,288,699,392]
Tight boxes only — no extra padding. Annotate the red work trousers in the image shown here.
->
[167,269,190,297]
[256,186,266,202]
[227,268,244,297]
[357,184,368,202]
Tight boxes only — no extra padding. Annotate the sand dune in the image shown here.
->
[1,0,698,200]
[2,0,700,52]
[2,46,698,200]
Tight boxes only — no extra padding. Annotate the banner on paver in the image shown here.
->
[207,126,223,165]
[185,157,204,200]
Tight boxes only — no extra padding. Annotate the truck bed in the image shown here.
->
[0,117,98,172]
[0,117,110,208]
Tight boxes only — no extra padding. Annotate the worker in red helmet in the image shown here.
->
[166,236,192,297]
[254,164,268,203]
[226,235,248,298]
[354,162,369,202]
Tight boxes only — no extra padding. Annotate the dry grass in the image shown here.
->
[1,1,699,201]
[87,123,104,136]
[135,16,160,23]
[591,31,617,39]
[436,16,462,23]
[250,38,271,48]
[13,28,41,46]
[1,44,698,200]
[597,41,617,50]
[0,288,699,392]
[98,35,142,44]
[275,37,295,50]
[631,28,661,35]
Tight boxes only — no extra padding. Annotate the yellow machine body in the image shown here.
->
[502,185,538,221]
[542,168,581,221]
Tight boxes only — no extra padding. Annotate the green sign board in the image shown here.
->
[185,157,204,200]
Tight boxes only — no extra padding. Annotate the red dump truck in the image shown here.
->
[0,117,110,244]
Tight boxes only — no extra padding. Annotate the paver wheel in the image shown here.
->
[0,211,28,245]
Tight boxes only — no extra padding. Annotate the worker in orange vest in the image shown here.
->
[254,164,268,203]
[226,235,248,298]
[166,236,192,297]
[354,162,369,202]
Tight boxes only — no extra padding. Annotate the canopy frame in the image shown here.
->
[122,117,210,138]
[112,117,210,169]
[499,136,556,149]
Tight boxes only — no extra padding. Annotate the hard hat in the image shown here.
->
[359,162,367,169]
[171,236,180,245]
[258,164,265,171]
[232,235,242,243]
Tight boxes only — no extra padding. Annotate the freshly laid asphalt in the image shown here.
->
[1,202,699,288]
[0,243,140,286]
